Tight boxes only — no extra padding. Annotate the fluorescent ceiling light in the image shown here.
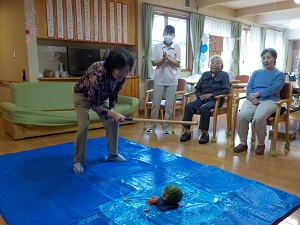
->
[294,0,300,3]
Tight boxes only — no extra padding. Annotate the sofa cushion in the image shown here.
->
[11,82,76,110]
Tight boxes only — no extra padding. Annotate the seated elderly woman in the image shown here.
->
[180,55,230,144]
[233,48,285,155]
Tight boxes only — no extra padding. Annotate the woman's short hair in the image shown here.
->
[209,55,224,70]
[260,48,277,59]
[104,47,134,71]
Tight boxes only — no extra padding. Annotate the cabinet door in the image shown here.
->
[119,76,139,98]
[35,0,48,39]
[130,76,139,99]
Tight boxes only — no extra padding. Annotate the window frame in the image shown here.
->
[152,10,192,72]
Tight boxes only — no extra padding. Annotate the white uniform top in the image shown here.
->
[151,42,181,86]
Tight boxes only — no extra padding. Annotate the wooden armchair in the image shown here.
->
[181,84,233,143]
[144,78,187,132]
[230,82,293,156]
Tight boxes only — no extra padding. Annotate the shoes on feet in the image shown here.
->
[73,163,84,174]
[163,128,171,136]
[199,134,209,144]
[146,128,155,134]
[255,145,265,155]
[180,131,191,142]
[234,144,248,153]
[108,154,126,162]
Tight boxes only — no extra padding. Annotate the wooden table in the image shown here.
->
[231,82,247,97]
[289,81,300,90]
[288,81,300,130]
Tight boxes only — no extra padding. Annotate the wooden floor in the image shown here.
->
[0,111,300,225]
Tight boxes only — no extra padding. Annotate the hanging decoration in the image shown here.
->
[200,44,208,53]
[200,34,209,64]
[24,0,37,45]
[200,54,206,63]
[201,34,208,44]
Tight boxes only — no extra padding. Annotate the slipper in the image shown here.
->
[199,134,209,144]
[255,145,265,155]
[234,144,248,153]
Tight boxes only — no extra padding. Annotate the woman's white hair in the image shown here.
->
[209,55,224,70]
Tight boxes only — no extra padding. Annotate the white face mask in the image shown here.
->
[164,35,174,44]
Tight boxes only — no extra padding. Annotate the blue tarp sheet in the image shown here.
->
[0,137,299,225]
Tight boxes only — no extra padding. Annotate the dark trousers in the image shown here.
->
[182,99,217,131]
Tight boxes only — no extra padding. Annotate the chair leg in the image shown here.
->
[160,110,164,121]
[143,108,148,129]
[270,123,278,157]
[230,116,236,147]
[251,124,256,142]
[284,118,291,155]
[211,114,217,143]
[226,109,232,136]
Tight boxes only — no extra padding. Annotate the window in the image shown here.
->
[151,12,190,71]
[240,26,261,76]
[202,17,231,74]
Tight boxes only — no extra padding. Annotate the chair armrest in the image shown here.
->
[214,93,232,99]
[276,98,293,107]
[233,96,247,107]
[183,92,194,98]
[0,102,17,121]
[175,90,188,95]
[145,89,154,94]
[0,102,17,113]
[118,95,139,108]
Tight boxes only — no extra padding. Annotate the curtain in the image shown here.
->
[292,41,300,71]
[190,13,205,75]
[281,31,289,72]
[260,28,266,68]
[265,29,284,71]
[203,16,231,72]
[229,22,242,75]
[141,4,154,80]
[250,26,262,71]
[240,26,261,75]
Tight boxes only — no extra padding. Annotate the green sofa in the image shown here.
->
[0,82,139,140]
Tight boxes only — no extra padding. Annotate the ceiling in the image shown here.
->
[195,0,300,30]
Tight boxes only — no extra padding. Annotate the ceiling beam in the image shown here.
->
[235,1,300,17]
[255,8,300,23]
[196,0,236,8]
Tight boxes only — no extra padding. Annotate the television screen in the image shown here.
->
[67,46,100,76]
